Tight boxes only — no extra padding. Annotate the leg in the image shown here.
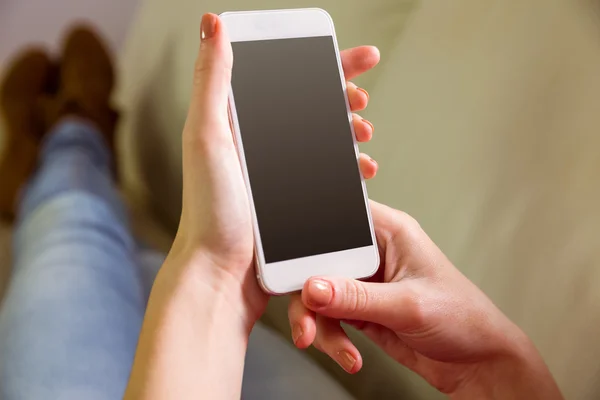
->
[137,247,165,301]
[243,324,354,400]
[0,119,145,400]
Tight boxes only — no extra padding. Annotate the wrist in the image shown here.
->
[155,246,261,335]
[451,329,563,400]
[127,249,253,400]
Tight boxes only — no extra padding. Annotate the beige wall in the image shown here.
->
[119,0,600,398]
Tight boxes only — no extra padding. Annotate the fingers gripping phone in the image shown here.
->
[221,9,379,295]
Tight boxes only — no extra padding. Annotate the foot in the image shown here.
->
[0,49,55,220]
[50,26,119,151]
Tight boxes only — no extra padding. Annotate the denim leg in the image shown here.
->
[243,324,353,400]
[0,118,351,400]
[136,247,165,301]
[0,119,145,400]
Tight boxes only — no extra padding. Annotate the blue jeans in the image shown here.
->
[0,120,350,400]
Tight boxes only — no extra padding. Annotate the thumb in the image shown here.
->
[185,13,233,138]
[302,277,417,329]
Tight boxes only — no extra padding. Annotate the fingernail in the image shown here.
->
[306,279,333,308]
[370,157,378,167]
[292,324,303,345]
[362,118,375,133]
[201,13,217,41]
[357,87,370,100]
[337,350,357,372]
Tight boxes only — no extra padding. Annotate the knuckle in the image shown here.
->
[287,299,296,318]
[287,295,302,319]
[314,330,337,358]
[393,209,421,231]
[341,280,370,315]
[313,338,325,353]
[193,58,208,85]
[389,209,425,244]
[192,57,232,86]
[399,287,426,331]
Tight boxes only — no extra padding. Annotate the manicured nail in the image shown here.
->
[292,324,303,345]
[357,87,370,101]
[362,118,375,133]
[306,279,333,308]
[201,13,217,41]
[337,350,357,372]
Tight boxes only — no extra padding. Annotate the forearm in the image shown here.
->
[125,252,252,400]
[450,336,563,400]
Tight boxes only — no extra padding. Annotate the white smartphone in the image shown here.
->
[221,8,379,295]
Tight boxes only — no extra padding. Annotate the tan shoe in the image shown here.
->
[0,49,56,221]
[49,26,119,153]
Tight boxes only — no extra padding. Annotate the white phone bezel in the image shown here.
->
[221,8,380,295]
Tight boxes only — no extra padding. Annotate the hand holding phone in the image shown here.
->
[168,11,378,328]
[129,13,379,399]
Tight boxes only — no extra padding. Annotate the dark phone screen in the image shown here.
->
[231,36,373,264]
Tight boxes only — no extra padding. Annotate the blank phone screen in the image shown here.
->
[231,36,373,264]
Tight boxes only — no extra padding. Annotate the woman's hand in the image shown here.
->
[288,201,563,399]
[167,13,381,332]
